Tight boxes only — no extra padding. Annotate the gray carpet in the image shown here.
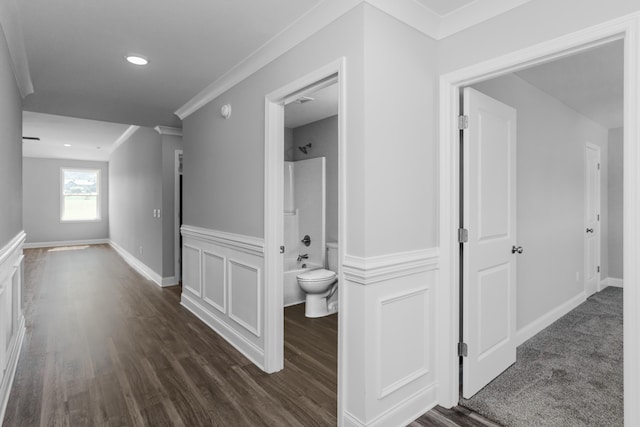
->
[462,287,623,427]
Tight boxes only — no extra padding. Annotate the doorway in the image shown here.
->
[175,150,183,286]
[437,18,639,426]
[263,59,346,417]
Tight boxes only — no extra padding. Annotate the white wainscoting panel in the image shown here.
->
[228,259,261,337]
[180,225,265,368]
[182,244,202,297]
[342,248,439,426]
[0,231,26,423]
[202,250,226,314]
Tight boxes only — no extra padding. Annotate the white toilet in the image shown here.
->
[296,242,339,318]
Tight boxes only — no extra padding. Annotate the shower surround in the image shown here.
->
[283,157,326,306]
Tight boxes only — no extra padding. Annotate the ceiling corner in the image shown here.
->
[0,0,33,98]
[438,0,534,39]
[364,0,441,39]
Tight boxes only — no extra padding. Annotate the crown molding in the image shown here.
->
[437,0,534,39]
[0,0,33,98]
[110,125,140,155]
[175,0,533,120]
[175,0,361,120]
[154,126,183,136]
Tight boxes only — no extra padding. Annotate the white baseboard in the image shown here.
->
[601,277,624,289]
[23,238,109,249]
[516,292,586,346]
[342,384,437,427]
[109,240,173,288]
[0,315,26,423]
[181,292,265,369]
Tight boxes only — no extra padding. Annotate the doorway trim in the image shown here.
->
[174,149,183,284]
[263,57,346,417]
[584,142,602,296]
[437,14,640,426]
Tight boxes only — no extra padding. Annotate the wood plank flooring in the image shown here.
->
[3,244,498,426]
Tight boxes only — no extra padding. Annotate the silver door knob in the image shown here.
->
[512,245,524,254]
[586,228,594,233]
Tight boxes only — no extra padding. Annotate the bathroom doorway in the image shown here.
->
[263,59,346,419]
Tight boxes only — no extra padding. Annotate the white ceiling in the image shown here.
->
[416,0,476,16]
[22,112,130,161]
[285,84,338,128]
[18,0,322,128]
[515,40,624,129]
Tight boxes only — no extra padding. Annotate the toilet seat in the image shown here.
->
[297,268,336,282]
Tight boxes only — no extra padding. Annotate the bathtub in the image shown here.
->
[284,259,322,307]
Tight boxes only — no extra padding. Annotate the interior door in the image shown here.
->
[584,143,601,296]
[462,87,518,399]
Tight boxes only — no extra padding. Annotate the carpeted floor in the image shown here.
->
[462,287,623,427]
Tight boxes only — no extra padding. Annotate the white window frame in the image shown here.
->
[60,168,102,223]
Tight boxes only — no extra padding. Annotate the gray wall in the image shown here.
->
[608,127,623,279]
[473,74,609,330]
[0,28,23,248]
[109,127,163,276]
[292,115,338,243]
[161,134,183,278]
[183,4,438,257]
[23,158,109,244]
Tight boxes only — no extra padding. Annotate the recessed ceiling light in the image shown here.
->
[64,144,71,147]
[96,146,101,150]
[126,55,149,66]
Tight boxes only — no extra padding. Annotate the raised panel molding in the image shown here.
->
[343,248,439,285]
[202,250,226,314]
[180,226,265,369]
[377,287,430,399]
[182,244,202,297]
[0,231,26,423]
[228,259,261,337]
[181,225,264,257]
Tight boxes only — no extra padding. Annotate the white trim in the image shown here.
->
[0,231,26,266]
[437,15,640,424]
[601,277,624,289]
[60,167,101,223]
[0,0,33,98]
[437,0,533,39]
[343,248,439,285]
[585,142,602,298]
[109,240,173,288]
[515,292,586,346]
[0,315,25,422]
[174,150,183,284]
[181,225,264,257]
[366,0,440,39]
[202,250,227,314]
[366,384,437,427]
[182,243,202,297]
[110,125,140,155]
[180,292,265,369]
[161,276,179,287]
[154,126,183,136]
[377,287,430,399]
[23,238,109,249]
[263,57,347,423]
[227,258,261,337]
[175,0,359,119]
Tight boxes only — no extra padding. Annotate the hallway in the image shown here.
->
[2,244,499,426]
[3,245,338,426]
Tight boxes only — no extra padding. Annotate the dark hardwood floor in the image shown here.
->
[3,244,498,426]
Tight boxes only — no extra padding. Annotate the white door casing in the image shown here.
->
[462,87,517,399]
[585,143,601,296]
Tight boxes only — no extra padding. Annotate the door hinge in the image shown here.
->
[458,228,468,243]
[597,163,601,170]
[597,214,600,221]
[458,342,468,357]
[280,246,285,254]
[458,115,469,130]
[597,266,601,273]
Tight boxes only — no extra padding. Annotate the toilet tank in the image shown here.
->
[326,242,339,272]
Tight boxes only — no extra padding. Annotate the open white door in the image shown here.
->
[462,87,518,399]
[584,143,601,296]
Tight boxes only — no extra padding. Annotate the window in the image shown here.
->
[61,168,101,222]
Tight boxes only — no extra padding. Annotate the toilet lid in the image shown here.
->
[297,268,336,282]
